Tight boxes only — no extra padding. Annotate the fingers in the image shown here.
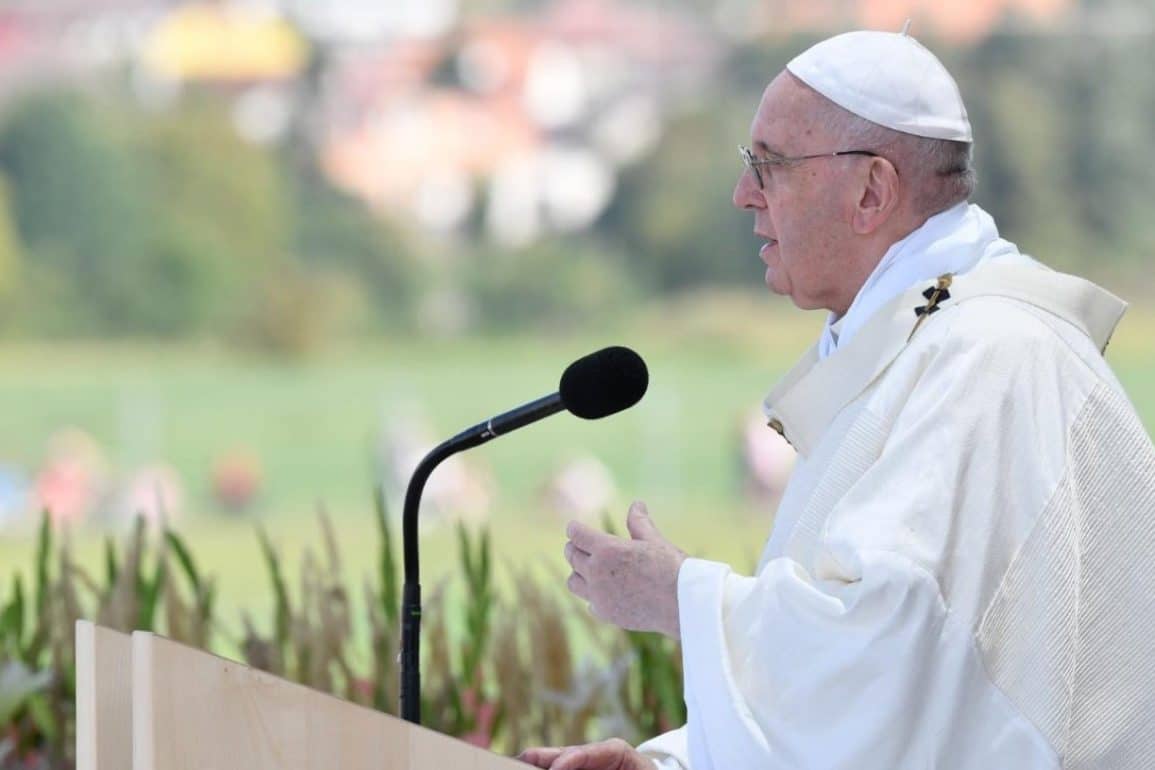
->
[550,748,590,770]
[516,747,567,767]
[625,500,660,542]
[563,523,595,605]
[545,746,592,770]
[549,739,633,770]
[564,541,592,574]
[566,520,611,551]
[566,569,589,600]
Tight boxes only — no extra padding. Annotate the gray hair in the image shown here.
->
[811,94,976,217]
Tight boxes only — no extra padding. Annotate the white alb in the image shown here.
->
[636,213,1155,769]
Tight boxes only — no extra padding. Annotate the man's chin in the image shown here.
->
[768,281,822,311]
[764,273,797,303]
[765,269,786,295]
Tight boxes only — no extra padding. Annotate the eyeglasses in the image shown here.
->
[738,144,879,189]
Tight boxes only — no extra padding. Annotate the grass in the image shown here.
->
[0,292,1152,632]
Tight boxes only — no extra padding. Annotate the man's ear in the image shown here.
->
[852,157,900,235]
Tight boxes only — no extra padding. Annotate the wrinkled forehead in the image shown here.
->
[748,71,833,153]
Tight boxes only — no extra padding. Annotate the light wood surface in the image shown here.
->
[131,630,528,770]
[75,621,134,770]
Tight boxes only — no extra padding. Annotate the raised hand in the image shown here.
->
[564,501,687,640]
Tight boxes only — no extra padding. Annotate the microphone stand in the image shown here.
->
[400,393,564,724]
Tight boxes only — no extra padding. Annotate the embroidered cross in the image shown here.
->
[907,274,954,342]
[766,416,794,448]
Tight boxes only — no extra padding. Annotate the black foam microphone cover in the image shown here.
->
[559,346,648,419]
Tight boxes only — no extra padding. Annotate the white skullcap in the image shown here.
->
[786,30,972,143]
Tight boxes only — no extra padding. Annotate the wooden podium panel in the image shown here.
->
[132,631,526,770]
[75,621,134,770]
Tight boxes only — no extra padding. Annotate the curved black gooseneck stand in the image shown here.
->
[399,394,564,724]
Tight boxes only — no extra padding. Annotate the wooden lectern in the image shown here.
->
[75,620,526,770]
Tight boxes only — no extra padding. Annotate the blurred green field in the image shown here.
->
[1,294,1153,637]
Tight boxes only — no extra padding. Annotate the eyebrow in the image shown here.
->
[754,140,787,157]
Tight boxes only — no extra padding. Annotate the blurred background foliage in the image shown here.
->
[0,90,414,348]
[0,25,1152,347]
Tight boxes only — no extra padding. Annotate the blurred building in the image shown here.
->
[0,0,171,105]
[141,3,306,83]
[318,0,720,245]
[0,0,1089,245]
[136,2,308,142]
[281,0,458,44]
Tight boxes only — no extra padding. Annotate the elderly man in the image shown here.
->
[518,29,1155,770]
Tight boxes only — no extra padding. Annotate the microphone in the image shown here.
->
[436,345,649,455]
[399,346,648,724]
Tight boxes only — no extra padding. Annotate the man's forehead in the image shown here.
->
[748,73,819,150]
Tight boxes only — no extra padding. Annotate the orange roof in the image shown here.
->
[323,91,538,211]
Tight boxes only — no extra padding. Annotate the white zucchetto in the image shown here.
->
[786,30,973,143]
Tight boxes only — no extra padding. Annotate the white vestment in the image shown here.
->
[819,202,1023,360]
[637,218,1155,768]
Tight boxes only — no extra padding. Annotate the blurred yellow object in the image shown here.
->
[142,4,308,82]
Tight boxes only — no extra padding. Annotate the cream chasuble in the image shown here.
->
[636,245,1155,768]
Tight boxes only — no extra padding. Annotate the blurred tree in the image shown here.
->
[143,95,293,337]
[969,60,1087,271]
[959,31,1155,272]
[1055,34,1155,266]
[236,263,347,357]
[0,85,426,346]
[601,105,762,293]
[0,89,310,339]
[0,176,23,332]
[0,90,159,335]
[286,163,422,333]
[465,237,637,332]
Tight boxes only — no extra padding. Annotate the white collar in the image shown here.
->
[766,260,1125,459]
[819,202,1005,359]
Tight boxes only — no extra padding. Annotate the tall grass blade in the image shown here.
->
[256,526,292,656]
[1,576,25,654]
[103,535,119,588]
[373,486,398,624]
[165,530,201,593]
[33,512,52,620]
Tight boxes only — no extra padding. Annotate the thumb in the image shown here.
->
[626,501,662,542]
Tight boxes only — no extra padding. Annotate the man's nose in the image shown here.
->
[732,170,762,211]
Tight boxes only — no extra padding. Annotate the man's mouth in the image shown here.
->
[759,239,778,261]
